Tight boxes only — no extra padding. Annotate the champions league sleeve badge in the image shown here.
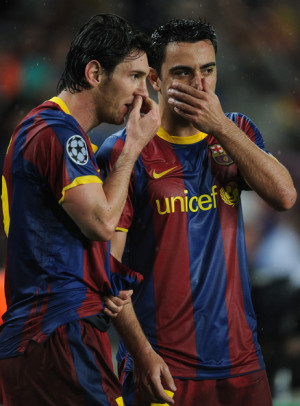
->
[66,135,89,165]
[209,144,233,166]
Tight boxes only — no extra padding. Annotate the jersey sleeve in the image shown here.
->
[226,112,272,190]
[227,112,270,152]
[23,123,102,204]
[110,254,143,293]
[96,129,134,231]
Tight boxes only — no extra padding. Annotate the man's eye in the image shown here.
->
[174,70,189,76]
[202,68,214,75]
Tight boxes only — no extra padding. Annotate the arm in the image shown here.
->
[110,231,176,405]
[62,96,160,240]
[168,80,297,211]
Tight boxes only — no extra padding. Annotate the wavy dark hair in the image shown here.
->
[149,18,218,77]
[57,13,150,93]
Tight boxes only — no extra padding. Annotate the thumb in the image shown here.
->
[118,289,133,299]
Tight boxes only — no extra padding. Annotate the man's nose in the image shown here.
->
[190,73,203,90]
[137,80,149,98]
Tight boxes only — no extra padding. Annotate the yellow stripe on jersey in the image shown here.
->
[59,175,102,204]
[6,137,12,155]
[115,397,125,406]
[49,97,71,115]
[157,126,207,144]
[1,176,10,237]
[115,227,128,233]
[91,143,98,153]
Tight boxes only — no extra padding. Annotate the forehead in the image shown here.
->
[163,40,216,66]
[113,51,149,75]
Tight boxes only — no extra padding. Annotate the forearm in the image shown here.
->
[112,301,152,358]
[214,118,297,211]
[113,302,176,404]
[101,145,138,232]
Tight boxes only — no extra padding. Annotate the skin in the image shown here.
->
[58,51,175,404]
[111,40,297,404]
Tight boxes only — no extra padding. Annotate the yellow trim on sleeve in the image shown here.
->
[1,175,10,237]
[115,397,125,406]
[59,175,102,204]
[115,227,128,233]
[91,143,98,153]
[6,137,12,155]
[157,126,207,144]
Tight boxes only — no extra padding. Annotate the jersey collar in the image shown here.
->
[157,127,208,145]
[49,96,71,115]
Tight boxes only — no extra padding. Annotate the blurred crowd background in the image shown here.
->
[0,0,299,403]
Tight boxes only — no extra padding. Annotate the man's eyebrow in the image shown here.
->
[130,70,148,75]
[169,65,193,73]
[169,62,216,73]
[200,62,216,69]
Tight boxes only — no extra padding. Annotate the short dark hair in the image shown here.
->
[149,18,218,77]
[57,13,150,93]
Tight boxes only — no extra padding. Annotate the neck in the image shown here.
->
[159,97,201,137]
[160,111,200,138]
[57,90,99,133]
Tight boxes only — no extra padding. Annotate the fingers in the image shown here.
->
[150,365,176,404]
[102,290,133,318]
[201,77,208,92]
[169,81,207,99]
[128,95,143,121]
[149,380,175,405]
[118,289,133,299]
[140,97,154,114]
[162,365,177,393]
[134,354,176,405]
[102,296,122,318]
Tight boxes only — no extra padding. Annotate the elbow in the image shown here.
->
[81,219,116,242]
[275,186,297,212]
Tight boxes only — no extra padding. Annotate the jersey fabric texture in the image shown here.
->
[0,97,142,359]
[97,113,269,380]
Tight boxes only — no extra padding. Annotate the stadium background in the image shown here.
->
[0,0,299,404]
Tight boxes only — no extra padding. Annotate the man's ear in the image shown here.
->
[148,67,161,92]
[85,60,104,87]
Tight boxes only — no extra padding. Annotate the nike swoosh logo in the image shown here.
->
[153,166,177,179]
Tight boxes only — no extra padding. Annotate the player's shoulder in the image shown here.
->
[24,100,78,135]
[225,112,261,135]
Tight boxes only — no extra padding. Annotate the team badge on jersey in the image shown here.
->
[66,135,88,165]
[209,144,233,166]
[220,181,239,207]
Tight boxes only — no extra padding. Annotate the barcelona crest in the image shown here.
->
[209,144,233,166]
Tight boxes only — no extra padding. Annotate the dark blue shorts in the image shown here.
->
[0,319,123,406]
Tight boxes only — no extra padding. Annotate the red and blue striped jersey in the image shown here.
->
[0,97,142,358]
[97,113,268,379]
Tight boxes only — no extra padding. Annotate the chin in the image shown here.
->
[115,114,127,126]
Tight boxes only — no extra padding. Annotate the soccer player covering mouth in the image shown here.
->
[97,18,297,406]
[0,13,176,406]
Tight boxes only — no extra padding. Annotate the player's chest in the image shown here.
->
[136,141,237,199]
